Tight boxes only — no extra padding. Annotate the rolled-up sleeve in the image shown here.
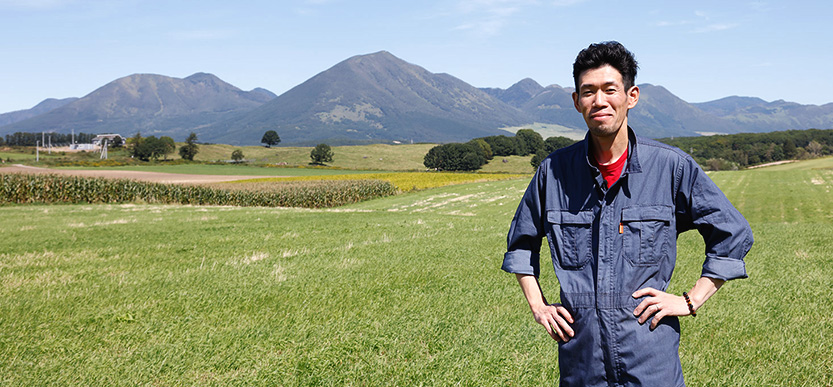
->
[502,163,547,277]
[678,157,753,281]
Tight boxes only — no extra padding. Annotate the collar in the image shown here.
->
[583,126,643,186]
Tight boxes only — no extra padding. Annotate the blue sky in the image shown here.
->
[1,0,830,113]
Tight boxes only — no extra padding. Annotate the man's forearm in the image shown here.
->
[688,276,725,311]
[515,274,548,310]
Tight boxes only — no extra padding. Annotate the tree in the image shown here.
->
[783,139,797,159]
[261,130,281,148]
[159,136,176,160]
[806,140,823,157]
[467,138,493,160]
[515,129,544,156]
[111,135,123,148]
[310,143,334,165]
[128,132,143,158]
[544,136,577,153]
[424,143,486,171]
[480,135,520,156]
[179,132,199,161]
[134,136,173,161]
[231,149,244,163]
[530,149,549,169]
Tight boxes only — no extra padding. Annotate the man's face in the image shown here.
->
[572,65,639,139]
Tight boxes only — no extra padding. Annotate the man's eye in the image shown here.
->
[606,88,617,93]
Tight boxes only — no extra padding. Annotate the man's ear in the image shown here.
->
[572,91,580,112]
[627,86,640,109]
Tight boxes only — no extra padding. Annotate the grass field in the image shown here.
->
[1,159,832,385]
[193,143,439,171]
[56,164,382,177]
[3,143,540,175]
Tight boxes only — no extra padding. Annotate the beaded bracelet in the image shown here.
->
[682,292,696,317]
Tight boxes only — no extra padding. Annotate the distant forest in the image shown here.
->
[658,129,833,170]
[2,132,97,147]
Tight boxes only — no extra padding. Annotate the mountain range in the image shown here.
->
[2,51,831,145]
[0,73,275,140]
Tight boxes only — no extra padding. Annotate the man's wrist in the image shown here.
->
[682,292,697,316]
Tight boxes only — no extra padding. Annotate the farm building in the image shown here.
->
[91,134,126,146]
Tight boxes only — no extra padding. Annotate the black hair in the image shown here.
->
[572,41,639,90]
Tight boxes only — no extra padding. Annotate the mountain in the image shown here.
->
[485,80,833,138]
[205,51,528,145]
[482,78,545,108]
[0,97,78,127]
[3,53,832,146]
[0,73,275,139]
[693,97,833,133]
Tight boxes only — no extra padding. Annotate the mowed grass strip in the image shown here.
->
[1,164,831,385]
[228,171,530,192]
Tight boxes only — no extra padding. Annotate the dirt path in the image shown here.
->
[0,165,282,184]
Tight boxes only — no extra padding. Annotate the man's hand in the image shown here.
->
[532,303,575,342]
[632,288,690,330]
[514,274,575,342]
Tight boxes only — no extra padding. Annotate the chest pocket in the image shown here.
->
[547,210,594,270]
[621,205,673,266]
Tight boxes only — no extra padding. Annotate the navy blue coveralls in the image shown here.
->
[502,128,753,386]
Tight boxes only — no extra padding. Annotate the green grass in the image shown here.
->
[193,143,439,171]
[1,162,832,385]
[0,150,67,162]
[754,156,833,171]
[57,164,380,177]
[6,142,540,174]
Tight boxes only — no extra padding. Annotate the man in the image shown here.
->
[502,41,753,386]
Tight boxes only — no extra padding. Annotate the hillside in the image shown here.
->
[204,51,527,146]
[0,97,78,127]
[0,73,275,139]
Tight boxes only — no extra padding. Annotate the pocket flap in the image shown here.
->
[622,205,673,222]
[547,210,594,225]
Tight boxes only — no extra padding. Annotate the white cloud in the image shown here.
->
[452,0,539,37]
[692,23,738,33]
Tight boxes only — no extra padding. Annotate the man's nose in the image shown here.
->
[592,91,607,107]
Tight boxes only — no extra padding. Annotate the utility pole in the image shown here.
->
[100,139,108,159]
[48,134,52,154]
[36,140,39,162]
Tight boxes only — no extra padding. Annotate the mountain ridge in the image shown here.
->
[2,51,831,145]
[0,72,275,138]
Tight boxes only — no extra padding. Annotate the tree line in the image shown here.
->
[2,132,97,146]
[658,128,833,170]
[423,129,576,171]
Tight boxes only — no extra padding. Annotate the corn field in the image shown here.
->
[0,173,396,208]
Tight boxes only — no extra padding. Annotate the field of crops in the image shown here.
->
[1,158,832,385]
[0,173,396,208]
[231,171,529,192]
